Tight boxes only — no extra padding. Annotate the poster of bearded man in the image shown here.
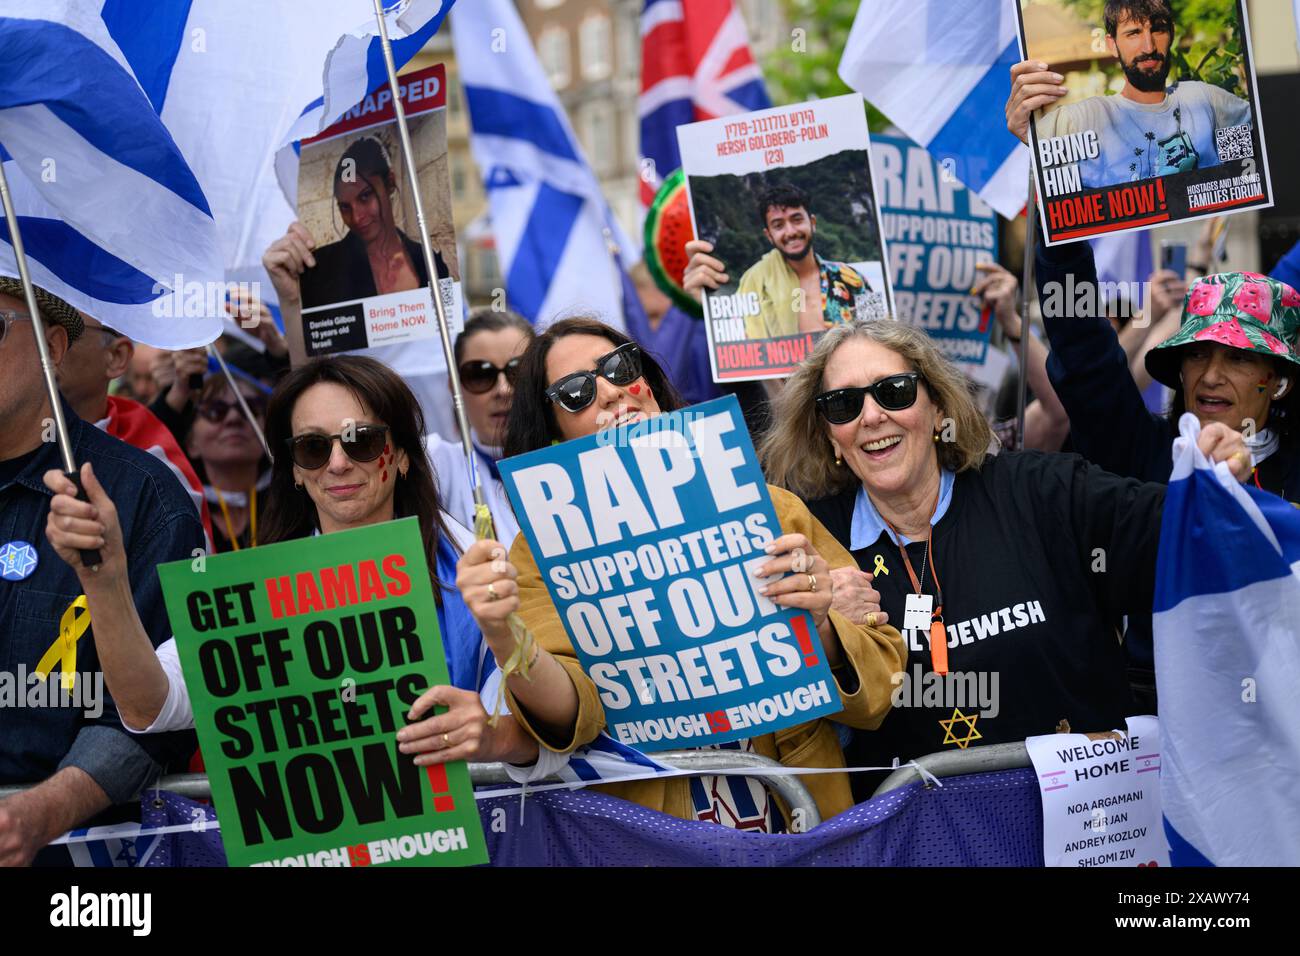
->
[1018,0,1273,245]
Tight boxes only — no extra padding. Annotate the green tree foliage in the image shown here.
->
[687,149,881,293]
[763,0,889,129]
[1056,0,1245,95]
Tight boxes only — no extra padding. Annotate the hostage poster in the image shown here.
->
[498,395,842,751]
[157,518,487,868]
[1017,0,1272,245]
[677,94,892,382]
[292,63,463,360]
[871,132,1002,383]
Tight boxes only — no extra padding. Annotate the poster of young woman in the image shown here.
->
[294,64,462,358]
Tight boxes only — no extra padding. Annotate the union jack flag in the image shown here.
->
[638,0,771,205]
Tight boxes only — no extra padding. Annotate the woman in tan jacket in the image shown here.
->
[456,317,905,830]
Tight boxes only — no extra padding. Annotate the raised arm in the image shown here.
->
[43,464,173,731]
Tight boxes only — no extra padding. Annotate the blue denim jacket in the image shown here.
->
[0,403,204,801]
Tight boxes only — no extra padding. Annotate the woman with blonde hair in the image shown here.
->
[761,320,1251,800]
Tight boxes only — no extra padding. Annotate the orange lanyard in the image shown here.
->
[214,486,257,551]
[881,501,948,675]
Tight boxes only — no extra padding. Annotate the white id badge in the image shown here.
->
[903,593,934,632]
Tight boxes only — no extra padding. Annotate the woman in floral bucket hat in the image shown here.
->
[1144,271,1300,497]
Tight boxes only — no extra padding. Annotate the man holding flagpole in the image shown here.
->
[0,281,204,866]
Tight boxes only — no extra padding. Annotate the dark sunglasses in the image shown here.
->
[815,373,923,425]
[287,424,390,470]
[197,396,267,423]
[458,357,521,394]
[545,343,643,414]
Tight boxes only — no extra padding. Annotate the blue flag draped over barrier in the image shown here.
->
[98,769,1047,867]
[1155,414,1300,866]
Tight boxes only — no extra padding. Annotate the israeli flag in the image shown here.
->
[0,0,221,346]
[838,0,1030,220]
[1155,414,1300,866]
[0,0,439,347]
[451,0,637,329]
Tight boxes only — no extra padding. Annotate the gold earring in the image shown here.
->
[933,431,940,442]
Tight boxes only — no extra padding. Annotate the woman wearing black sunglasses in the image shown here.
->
[43,356,548,780]
[456,316,906,830]
[186,374,270,553]
[427,309,534,547]
[760,321,1250,800]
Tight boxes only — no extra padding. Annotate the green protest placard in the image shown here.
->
[157,517,488,868]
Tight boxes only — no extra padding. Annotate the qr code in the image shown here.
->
[1215,124,1254,161]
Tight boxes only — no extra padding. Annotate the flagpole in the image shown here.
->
[1017,172,1037,447]
[207,343,272,461]
[369,0,491,525]
[0,160,101,569]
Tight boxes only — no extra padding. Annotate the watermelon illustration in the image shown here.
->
[1194,319,1252,348]
[643,169,703,318]
[1282,285,1300,308]
[1186,280,1224,316]
[1261,331,1290,355]
[1233,280,1272,322]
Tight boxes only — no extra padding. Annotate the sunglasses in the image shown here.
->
[0,310,32,348]
[458,357,521,394]
[815,373,923,425]
[287,424,390,470]
[545,343,644,414]
[197,396,268,423]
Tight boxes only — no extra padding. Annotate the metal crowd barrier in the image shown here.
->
[871,741,1031,797]
[0,749,823,829]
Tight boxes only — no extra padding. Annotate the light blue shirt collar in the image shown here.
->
[850,468,955,550]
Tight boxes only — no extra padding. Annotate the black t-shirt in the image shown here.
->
[805,451,1163,801]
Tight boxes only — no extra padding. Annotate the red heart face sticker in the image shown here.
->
[627,383,641,395]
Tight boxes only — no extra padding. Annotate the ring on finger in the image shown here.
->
[867,611,878,628]
[486,582,499,602]
[442,732,450,749]
[807,573,817,593]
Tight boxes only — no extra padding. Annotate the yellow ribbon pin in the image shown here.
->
[872,554,889,576]
[34,595,91,692]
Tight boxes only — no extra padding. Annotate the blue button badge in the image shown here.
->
[0,540,39,581]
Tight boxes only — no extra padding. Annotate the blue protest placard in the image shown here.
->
[870,132,1001,382]
[498,395,841,751]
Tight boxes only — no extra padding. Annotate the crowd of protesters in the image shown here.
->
[4,51,1300,864]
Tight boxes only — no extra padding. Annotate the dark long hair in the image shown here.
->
[262,355,455,600]
[503,315,684,458]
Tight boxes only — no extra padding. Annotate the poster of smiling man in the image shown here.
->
[1018,0,1272,245]
[678,94,892,382]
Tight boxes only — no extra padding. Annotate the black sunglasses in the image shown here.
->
[197,396,267,423]
[815,373,923,425]
[545,342,643,414]
[458,357,521,394]
[287,424,390,470]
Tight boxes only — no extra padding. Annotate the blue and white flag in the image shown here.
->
[451,0,637,329]
[838,0,1030,220]
[0,0,430,346]
[1155,414,1300,866]
[0,0,221,346]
